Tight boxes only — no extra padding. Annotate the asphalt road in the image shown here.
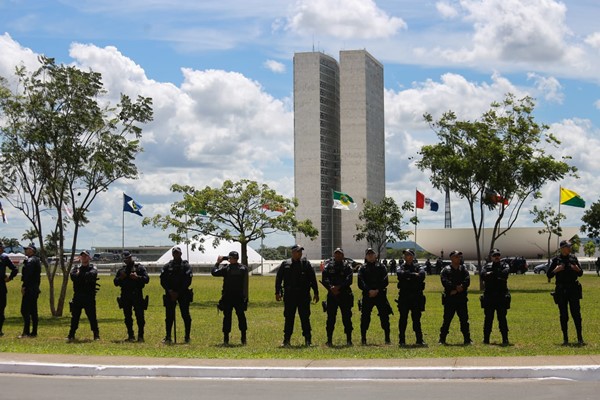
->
[1,375,599,400]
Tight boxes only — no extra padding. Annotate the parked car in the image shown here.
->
[501,256,528,274]
[534,262,551,274]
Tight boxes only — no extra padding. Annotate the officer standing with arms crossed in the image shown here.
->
[358,248,391,345]
[481,248,510,345]
[439,250,472,345]
[275,244,319,347]
[160,246,193,344]
[0,241,18,337]
[547,240,584,345]
[322,247,354,346]
[114,250,149,342]
[19,243,41,338]
[397,249,426,346]
[67,250,100,342]
[213,251,249,345]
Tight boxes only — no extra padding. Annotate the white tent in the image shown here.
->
[155,238,262,265]
[6,252,26,266]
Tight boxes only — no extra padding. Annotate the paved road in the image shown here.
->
[1,375,599,400]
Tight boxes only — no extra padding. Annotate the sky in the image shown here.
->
[1,0,599,251]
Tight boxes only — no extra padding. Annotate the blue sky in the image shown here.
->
[1,0,599,251]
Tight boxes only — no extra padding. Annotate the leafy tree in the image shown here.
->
[531,204,565,261]
[0,237,20,253]
[583,240,596,258]
[143,179,319,267]
[581,200,600,239]
[0,56,153,316]
[354,197,413,259]
[417,94,576,275]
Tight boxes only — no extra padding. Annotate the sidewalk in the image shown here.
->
[1,352,599,380]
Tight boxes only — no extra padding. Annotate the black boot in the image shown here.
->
[399,333,406,346]
[223,333,229,345]
[483,332,490,344]
[241,331,247,345]
[384,331,391,345]
[304,336,312,347]
[361,332,367,346]
[346,333,353,346]
[326,332,333,347]
[501,332,509,346]
[416,331,425,346]
[281,336,291,347]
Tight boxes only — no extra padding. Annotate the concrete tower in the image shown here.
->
[293,52,341,260]
[339,50,385,260]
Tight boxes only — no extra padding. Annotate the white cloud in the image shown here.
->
[436,1,459,19]
[527,73,563,103]
[285,0,406,39]
[0,33,40,83]
[595,100,600,110]
[263,59,286,73]
[584,32,600,49]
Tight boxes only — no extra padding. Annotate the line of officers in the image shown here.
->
[0,240,586,347]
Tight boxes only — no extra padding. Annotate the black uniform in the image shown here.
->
[439,264,471,344]
[595,257,600,277]
[20,254,41,337]
[322,258,354,345]
[358,260,391,344]
[397,260,426,345]
[481,260,510,344]
[68,263,100,340]
[547,253,584,344]
[212,261,248,344]
[114,262,149,341]
[160,259,193,342]
[388,259,397,275]
[275,257,318,345]
[0,252,18,335]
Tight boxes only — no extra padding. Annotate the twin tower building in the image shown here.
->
[294,50,385,261]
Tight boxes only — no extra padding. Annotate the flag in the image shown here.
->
[0,201,6,223]
[64,204,74,219]
[425,197,439,212]
[332,191,357,210]
[123,193,143,216]
[262,204,285,213]
[560,187,585,208]
[416,190,438,211]
[485,189,509,206]
[416,190,425,209]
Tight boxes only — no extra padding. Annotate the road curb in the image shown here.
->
[1,362,599,380]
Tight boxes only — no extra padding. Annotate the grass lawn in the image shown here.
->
[1,272,599,359]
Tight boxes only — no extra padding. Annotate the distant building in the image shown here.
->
[294,50,385,260]
[91,245,171,262]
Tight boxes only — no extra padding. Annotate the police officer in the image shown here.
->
[388,258,397,275]
[481,248,510,345]
[114,250,149,342]
[358,248,391,345]
[67,250,100,342]
[547,240,584,345]
[322,247,354,346]
[439,250,471,345]
[19,243,41,338]
[397,249,426,346]
[212,251,248,345]
[0,241,18,337]
[160,246,193,344]
[275,244,319,347]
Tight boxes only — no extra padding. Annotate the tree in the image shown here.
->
[531,204,565,261]
[0,56,153,316]
[354,197,413,260]
[583,240,596,258]
[143,179,319,267]
[0,237,20,253]
[581,200,600,239]
[417,94,576,274]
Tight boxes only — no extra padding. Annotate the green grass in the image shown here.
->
[1,273,599,359]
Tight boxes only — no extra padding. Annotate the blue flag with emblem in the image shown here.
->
[123,193,143,216]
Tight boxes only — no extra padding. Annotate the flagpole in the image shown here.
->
[331,188,334,255]
[122,192,125,254]
[557,185,562,252]
[414,188,418,255]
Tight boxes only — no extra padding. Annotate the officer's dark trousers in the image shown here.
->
[283,293,311,340]
[326,293,353,338]
[164,299,191,339]
[483,304,508,340]
[69,299,99,337]
[360,295,390,338]
[0,287,7,333]
[221,296,247,334]
[440,297,470,341]
[398,299,422,342]
[122,297,145,338]
[556,297,582,341]
[20,290,39,336]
